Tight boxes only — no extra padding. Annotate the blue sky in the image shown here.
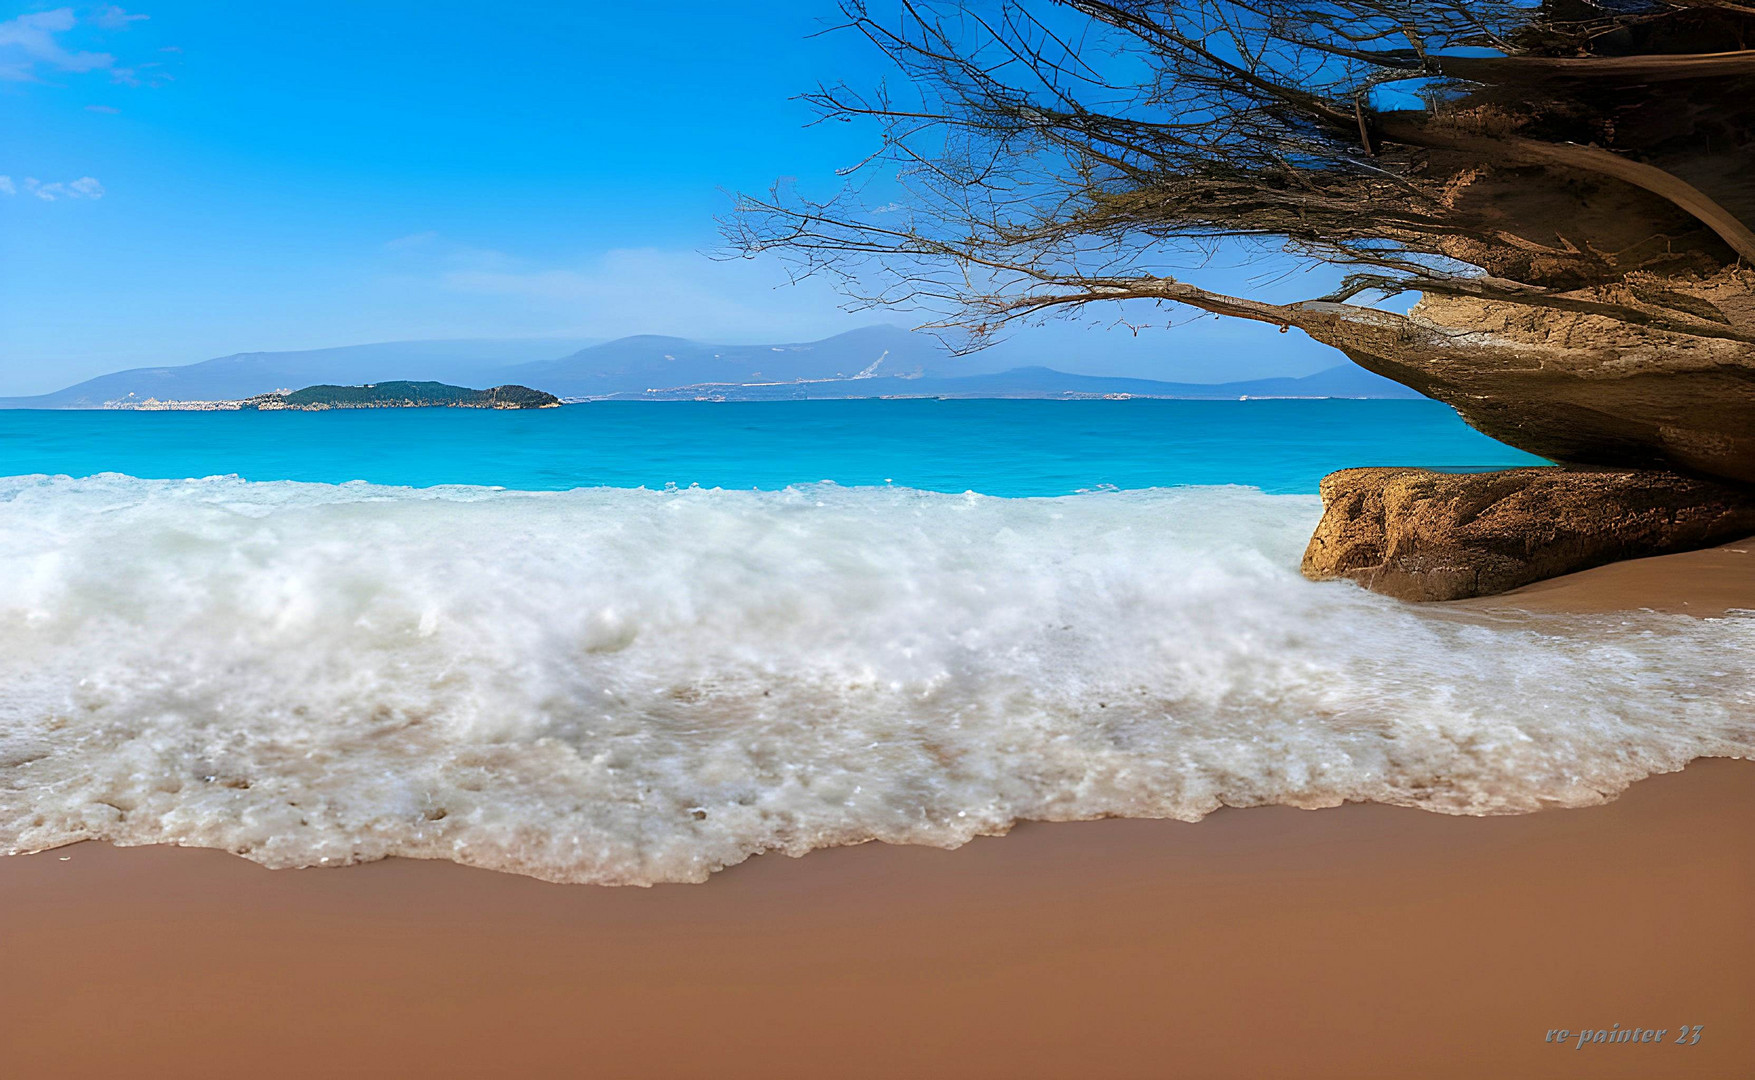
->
[0,1,1346,395]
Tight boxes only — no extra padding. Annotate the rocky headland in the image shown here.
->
[1298,271,1755,601]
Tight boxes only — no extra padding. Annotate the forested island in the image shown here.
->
[94,381,559,411]
[245,382,559,410]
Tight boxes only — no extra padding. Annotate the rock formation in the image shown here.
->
[1284,264,1755,600]
[1289,270,1755,487]
[1302,467,1755,601]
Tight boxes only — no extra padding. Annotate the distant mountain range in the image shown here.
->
[0,338,598,410]
[584,362,1419,401]
[0,326,1419,407]
[504,326,954,398]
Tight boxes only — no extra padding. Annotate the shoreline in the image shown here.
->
[1455,534,1755,616]
[3,536,1749,1077]
[5,760,1749,1079]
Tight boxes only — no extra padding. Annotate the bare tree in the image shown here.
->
[728,1,1755,483]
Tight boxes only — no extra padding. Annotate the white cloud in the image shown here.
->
[427,245,877,342]
[0,176,13,195]
[364,238,1346,380]
[85,103,119,113]
[14,175,105,201]
[92,5,149,31]
[0,7,156,84]
[383,230,439,251]
[0,9,114,80]
[108,59,170,87]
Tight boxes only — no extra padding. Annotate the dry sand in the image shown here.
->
[3,539,1751,1079]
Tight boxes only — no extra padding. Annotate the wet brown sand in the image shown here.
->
[1457,535,1755,616]
[3,539,1750,1079]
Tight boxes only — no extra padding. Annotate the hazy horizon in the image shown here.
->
[0,324,1421,405]
[1,2,1350,396]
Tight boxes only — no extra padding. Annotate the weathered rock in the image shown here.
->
[1301,466,1755,602]
[1285,269,1755,485]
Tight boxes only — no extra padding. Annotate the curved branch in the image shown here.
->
[1336,274,1755,344]
[984,275,1368,336]
[1435,49,1755,82]
[1375,120,1755,264]
[991,269,1755,348]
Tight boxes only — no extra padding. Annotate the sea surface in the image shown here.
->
[1,401,1749,884]
[0,398,1537,494]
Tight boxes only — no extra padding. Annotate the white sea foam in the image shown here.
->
[0,473,1749,884]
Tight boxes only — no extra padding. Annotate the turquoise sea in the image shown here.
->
[3,400,1748,885]
[0,399,1543,494]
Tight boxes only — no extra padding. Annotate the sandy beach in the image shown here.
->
[3,538,1751,1079]
[9,0,1753,1072]
[1459,535,1755,616]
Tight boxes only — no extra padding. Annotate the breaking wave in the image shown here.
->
[1,473,1749,883]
